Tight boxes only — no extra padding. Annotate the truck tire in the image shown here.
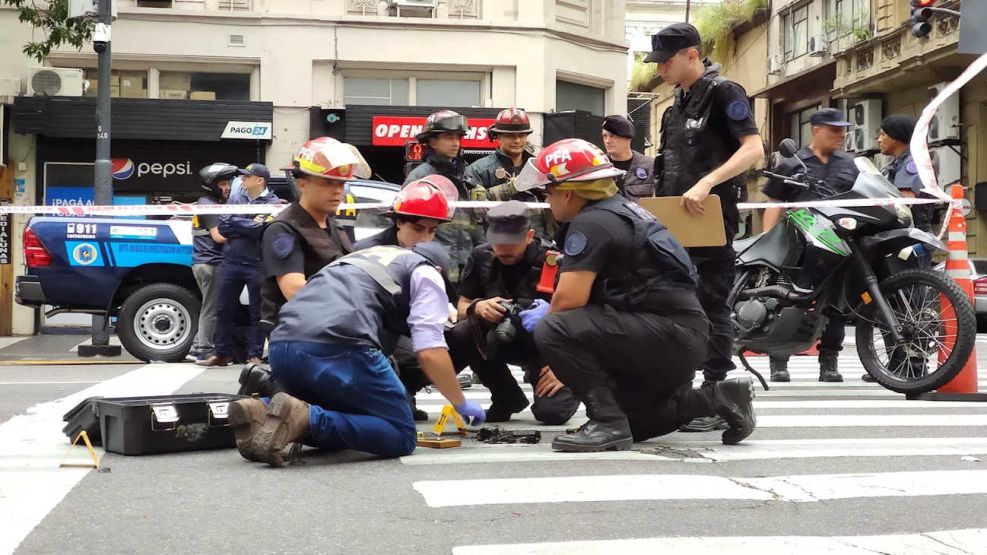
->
[117,283,200,362]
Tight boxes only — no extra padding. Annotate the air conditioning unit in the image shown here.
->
[28,67,85,97]
[928,82,960,142]
[768,55,784,74]
[845,99,882,152]
[931,145,961,187]
[808,35,828,57]
[389,0,436,8]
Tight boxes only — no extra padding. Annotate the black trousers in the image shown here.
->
[691,249,737,381]
[534,305,716,440]
[445,320,579,425]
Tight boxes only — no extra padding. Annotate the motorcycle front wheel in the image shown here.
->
[856,269,977,394]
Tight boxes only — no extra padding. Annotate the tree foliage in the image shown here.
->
[694,0,767,63]
[2,0,94,63]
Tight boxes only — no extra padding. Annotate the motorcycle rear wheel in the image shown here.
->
[856,269,977,394]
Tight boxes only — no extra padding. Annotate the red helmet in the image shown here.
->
[391,176,452,222]
[293,137,371,181]
[489,108,532,139]
[515,138,622,191]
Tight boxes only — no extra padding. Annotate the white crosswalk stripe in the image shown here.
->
[406,350,987,552]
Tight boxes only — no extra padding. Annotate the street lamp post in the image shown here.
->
[78,0,121,358]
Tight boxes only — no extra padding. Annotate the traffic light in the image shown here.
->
[404,141,425,162]
[911,0,936,38]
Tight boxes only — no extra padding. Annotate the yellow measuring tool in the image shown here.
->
[416,405,468,449]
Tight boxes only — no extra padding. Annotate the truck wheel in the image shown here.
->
[117,283,200,362]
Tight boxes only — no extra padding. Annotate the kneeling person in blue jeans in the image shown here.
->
[228,243,485,467]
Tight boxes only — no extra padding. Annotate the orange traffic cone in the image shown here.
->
[935,184,979,394]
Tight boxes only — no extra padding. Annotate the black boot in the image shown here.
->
[407,392,428,422]
[485,392,529,423]
[678,378,727,432]
[237,363,282,397]
[769,356,790,382]
[711,377,757,445]
[551,388,632,452]
[861,372,877,382]
[819,352,843,382]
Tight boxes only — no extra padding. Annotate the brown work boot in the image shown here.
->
[195,355,231,367]
[227,396,267,461]
[251,392,310,467]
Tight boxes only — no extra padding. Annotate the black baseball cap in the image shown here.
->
[810,108,852,127]
[238,162,271,182]
[645,23,702,63]
[602,115,635,139]
[486,200,531,245]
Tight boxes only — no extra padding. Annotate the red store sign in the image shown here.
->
[372,116,496,148]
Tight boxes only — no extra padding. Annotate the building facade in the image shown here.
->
[0,0,629,335]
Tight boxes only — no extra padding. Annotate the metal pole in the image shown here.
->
[685,0,691,23]
[81,0,120,357]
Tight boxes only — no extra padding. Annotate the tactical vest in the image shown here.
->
[270,245,432,353]
[466,240,552,305]
[579,196,704,316]
[259,202,353,329]
[658,69,742,236]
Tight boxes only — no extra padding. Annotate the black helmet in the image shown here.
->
[199,163,239,198]
[415,110,469,144]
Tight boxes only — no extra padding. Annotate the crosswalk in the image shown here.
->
[408,353,987,553]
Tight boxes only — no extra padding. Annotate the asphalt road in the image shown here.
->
[2,334,987,554]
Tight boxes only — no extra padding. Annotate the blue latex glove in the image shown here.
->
[454,400,486,427]
[519,299,550,333]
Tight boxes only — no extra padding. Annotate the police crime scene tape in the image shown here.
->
[0,196,955,217]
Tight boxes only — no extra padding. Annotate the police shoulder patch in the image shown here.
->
[635,167,648,179]
[271,233,296,260]
[564,231,588,256]
[905,160,918,175]
[726,100,751,121]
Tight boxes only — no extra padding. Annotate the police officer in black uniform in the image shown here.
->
[601,114,655,202]
[878,114,931,231]
[648,23,764,433]
[513,139,756,452]
[762,108,859,383]
[446,200,580,424]
[259,138,364,333]
[406,110,487,282]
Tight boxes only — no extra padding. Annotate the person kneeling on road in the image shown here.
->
[354,177,466,420]
[513,139,756,451]
[446,200,579,425]
[227,242,485,466]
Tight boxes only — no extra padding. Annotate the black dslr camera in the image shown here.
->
[492,300,531,346]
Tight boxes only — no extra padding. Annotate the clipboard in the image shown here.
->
[639,195,727,248]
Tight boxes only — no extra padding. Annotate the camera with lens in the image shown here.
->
[487,301,528,353]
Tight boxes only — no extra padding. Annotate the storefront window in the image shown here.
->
[344,78,409,106]
[84,69,148,99]
[556,80,605,116]
[416,79,481,107]
[159,71,250,101]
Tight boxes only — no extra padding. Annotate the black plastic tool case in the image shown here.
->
[62,394,240,455]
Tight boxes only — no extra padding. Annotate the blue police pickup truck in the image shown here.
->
[15,179,399,362]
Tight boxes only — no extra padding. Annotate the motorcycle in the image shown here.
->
[730,139,976,395]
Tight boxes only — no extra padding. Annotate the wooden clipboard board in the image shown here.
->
[638,195,727,248]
